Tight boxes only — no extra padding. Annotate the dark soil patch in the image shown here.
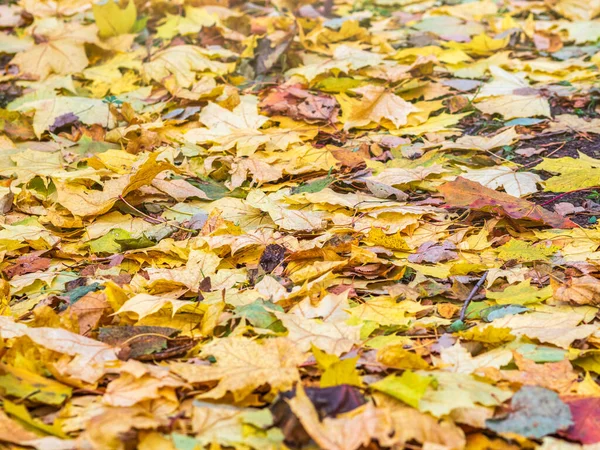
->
[529,190,600,227]
[511,131,600,166]
[511,132,600,227]
[550,95,600,119]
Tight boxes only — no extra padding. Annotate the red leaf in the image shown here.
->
[260,84,338,122]
[439,177,576,229]
[3,251,51,279]
[560,397,600,444]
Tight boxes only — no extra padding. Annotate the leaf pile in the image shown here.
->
[2,0,600,449]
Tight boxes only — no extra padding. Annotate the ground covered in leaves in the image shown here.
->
[3,0,600,449]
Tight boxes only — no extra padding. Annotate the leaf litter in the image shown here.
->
[2,0,600,449]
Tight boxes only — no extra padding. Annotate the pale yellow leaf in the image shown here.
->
[276,312,360,356]
[170,337,304,401]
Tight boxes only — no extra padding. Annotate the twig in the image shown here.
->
[538,188,591,207]
[459,271,488,321]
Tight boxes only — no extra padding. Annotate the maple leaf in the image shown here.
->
[185,96,301,155]
[188,401,283,448]
[276,312,360,356]
[0,316,118,384]
[481,310,598,349]
[92,0,137,38]
[560,397,600,444]
[441,127,519,151]
[11,19,98,80]
[437,343,513,374]
[156,6,221,40]
[340,85,418,130]
[459,166,541,197]
[143,45,232,88]
[170,337,305,402]
[0,410,71,450]
[55,152,172,217]
[553,275,600,306]
[535,153,600,192]
[486,386,573,439]
[286,44,384,82]
[103,361,184,407]
[439,177,576,229]
[486,279,553,305]
[9,95,115,137]
[3,0,600,446]
[481,352,578,394]
[417,371,512,417]
[374,393,466,449]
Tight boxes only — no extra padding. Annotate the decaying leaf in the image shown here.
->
[486,386,573,439]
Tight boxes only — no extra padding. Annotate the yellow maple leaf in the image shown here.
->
[55,152,172,217]
[341,85,418,130]
[170,337,305,402]
[143,45,232,88]
[11,19,97,80]
[276,312,360,356]
[92,0,137,38]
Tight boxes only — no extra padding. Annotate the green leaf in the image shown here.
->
[0,364,72,406]
[479,305,530,322]
[486,280,553,306]
[188,177,246,200]
[234,300,284,330]
[68,282,104,303]
[93,0,137,38]
[291,173,335,194]
[449,319,467,332]
[315,77,364,93]
[88,228,131,254]
[503,118,545,126]
[117,234,156,250]
[371,371,433,408]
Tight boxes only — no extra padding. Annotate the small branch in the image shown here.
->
[459,271,488,321]
[538,188,591,207]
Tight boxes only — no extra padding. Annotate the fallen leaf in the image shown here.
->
[535,153,600,192]
[481,352,578,394]
[342,85,418,130]
[482,310,597,349]
[276,312,360,356]
[438,343,513,374]
[374,394,466,449]
[553,275,600,306]
[560,397,600,444]
[439,177,576,229]
[92,0,137,38]
[486,279,553,305]
[459,166,541,197]
[417,371,512,417]
[10,20,97,80]
[287,384,394,450]
[0,317,118,384]
[370,371,433,408]
[486,386,573,439]
[170,337,305,402]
